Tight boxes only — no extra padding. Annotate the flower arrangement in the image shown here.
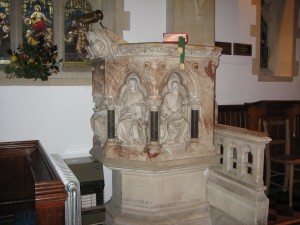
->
[4,34,63,81]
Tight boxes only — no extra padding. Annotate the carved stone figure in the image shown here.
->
[85,30,110,59]
[117,76,148,146]
[160,80,190,145]
[91,109,107,142]
[85,29,127,59]
[90,95,107,143]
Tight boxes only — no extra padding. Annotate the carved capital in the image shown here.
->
[93,93,106,111]
[189,96,201,110]
[147,96,162,111]
[105,95,116,110]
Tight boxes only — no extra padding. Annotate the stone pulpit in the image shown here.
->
[86,29,269,225]
[87,29,221,224]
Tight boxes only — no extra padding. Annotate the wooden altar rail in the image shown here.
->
[214,124,271,187]
[0,140,67,225]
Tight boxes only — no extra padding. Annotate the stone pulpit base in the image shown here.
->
[86,29,270,225]
[104,158,215,225]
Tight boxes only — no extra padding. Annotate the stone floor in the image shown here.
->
[1,187,300,225]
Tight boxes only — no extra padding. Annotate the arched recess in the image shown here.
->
[251,0,300,81]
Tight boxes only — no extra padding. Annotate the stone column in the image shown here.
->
[147,96,162,155]
[189,96,201,140]
[106,96,116,143]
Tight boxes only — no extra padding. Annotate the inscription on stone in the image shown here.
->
[122,198,202,209]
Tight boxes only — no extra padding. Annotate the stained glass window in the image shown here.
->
[22,0,54,47]
[65,0,92,63]
[0,0,11,61]
[260,0,268,68]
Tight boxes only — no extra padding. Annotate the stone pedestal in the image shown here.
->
[104,157,217,225]
[207,169,269,225]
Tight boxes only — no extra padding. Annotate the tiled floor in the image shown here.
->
[268,186,300,225]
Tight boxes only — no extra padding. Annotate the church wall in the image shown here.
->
[215,0,300,104]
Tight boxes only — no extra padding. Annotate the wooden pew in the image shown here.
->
[0,140,67,225]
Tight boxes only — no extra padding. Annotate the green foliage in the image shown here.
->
[4,35,63,81]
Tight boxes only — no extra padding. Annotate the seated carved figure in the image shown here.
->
[117,77,148,146]
[160,80,190,145]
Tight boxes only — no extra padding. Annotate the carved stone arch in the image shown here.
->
[161,72,186,97]
[164,66,200,98]
[160,70,180,92]
[119,72,148,98]
[125,62,154,96]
